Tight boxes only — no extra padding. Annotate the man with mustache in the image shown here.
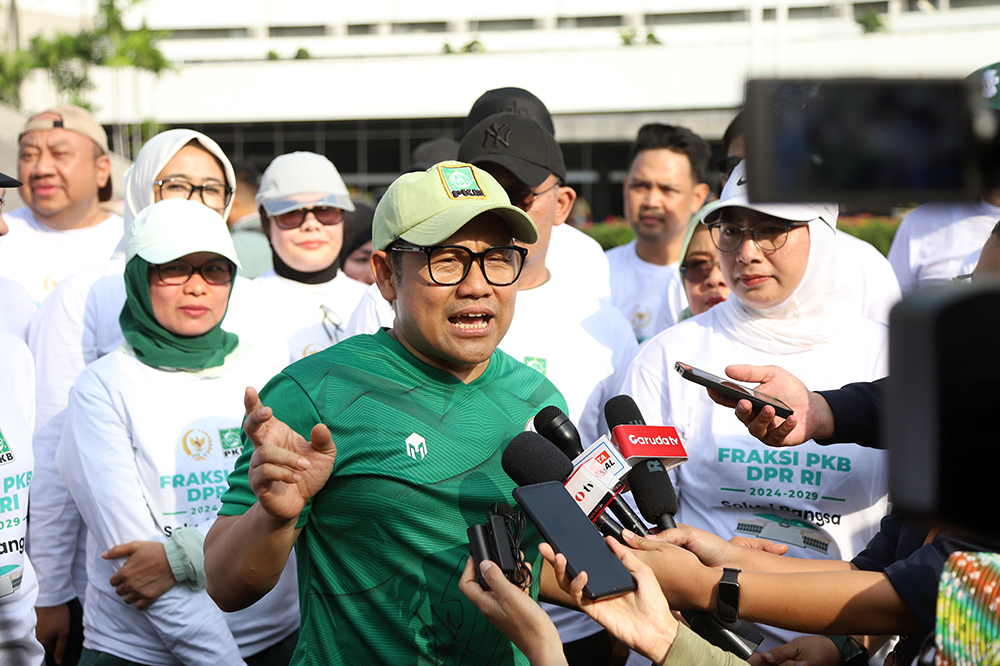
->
[607,124,711,342]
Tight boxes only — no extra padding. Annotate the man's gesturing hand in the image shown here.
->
[244,386,337,522]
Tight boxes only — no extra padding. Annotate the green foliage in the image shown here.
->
[0,49,38,107]
[267,50,280,60]
[645,32,662,45]
[620,31,638,46]
[5,0,170,110]
[581,220,636,251]
[837,214,900,257]
[856,10,885,34]
[294,48,310,60]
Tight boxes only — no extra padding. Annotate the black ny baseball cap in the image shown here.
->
[460,87,555,139]
[457,112,566,188]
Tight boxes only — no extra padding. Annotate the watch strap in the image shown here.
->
[827,635,869,666]
[716,567,741,622]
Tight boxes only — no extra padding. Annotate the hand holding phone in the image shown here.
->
[675,362,794,419]
[513,481,635,600]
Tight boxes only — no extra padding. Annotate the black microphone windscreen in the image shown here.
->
[534,405,566,433]
[628,460,680,524]
[604,394,645,429]
[502,431,574,486]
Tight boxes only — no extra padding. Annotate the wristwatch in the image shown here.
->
[827,635,870,666]
[716,567,741,622]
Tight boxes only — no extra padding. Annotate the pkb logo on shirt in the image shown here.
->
[0,428,13,465]
[524,357,547,375]
[219,428,243,458]
[405,433,427,460]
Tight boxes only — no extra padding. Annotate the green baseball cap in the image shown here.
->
[373,161,538,251]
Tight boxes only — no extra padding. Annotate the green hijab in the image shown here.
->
[120,256,238,371]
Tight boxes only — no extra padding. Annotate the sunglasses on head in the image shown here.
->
[271,206,344,230]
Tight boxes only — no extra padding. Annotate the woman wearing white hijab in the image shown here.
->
[621,160,889,651]
[58,199,297,666]
[28,130,249,660]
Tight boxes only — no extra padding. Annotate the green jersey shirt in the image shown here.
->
[220,330,567,666]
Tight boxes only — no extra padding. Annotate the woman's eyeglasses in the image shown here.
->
[272,206,345,230]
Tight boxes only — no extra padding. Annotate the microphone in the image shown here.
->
[502,431,625,543]
[627,459,679,530]
[534,407,649,536]
[534,405,583,458]
[604,394,645,429]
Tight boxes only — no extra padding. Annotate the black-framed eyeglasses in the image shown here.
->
[154,178,233,210]
[389,241,527,286]
[150,258,235,286]
[680,258,722,283]
[707,220,809,253]
[503,182,558,212]
[717,156,743,181]
[271,206,345,230]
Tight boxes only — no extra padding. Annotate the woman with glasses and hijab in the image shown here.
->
[28,129,258,661]
[622,160,890,652]
[57,200,298,666]
[251,152,368,361]
[675,202,731,322]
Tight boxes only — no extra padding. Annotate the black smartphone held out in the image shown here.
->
[513,481,636,600]
[675,362,794,419]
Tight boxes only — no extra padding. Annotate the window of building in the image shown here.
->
[164,28,250,39]
[392,22,448,34]
[469,18,535,32]
[645,11,747,24]
[348,24,376,35]
[269,26,327,38]
[557,15,623,29]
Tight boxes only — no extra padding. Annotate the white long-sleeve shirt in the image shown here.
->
[27,262,264,608]
[58,343,298,664]
[0,332,43,665]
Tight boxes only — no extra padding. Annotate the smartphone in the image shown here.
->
[513,481,635,600]
[674,362,794,419]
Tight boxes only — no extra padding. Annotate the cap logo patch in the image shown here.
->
[439,164,486,199]
[483,122,513,149]
[983,69,999,100]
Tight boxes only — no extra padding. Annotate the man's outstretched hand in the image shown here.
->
[707,365,834,447]
[244,386,337,522]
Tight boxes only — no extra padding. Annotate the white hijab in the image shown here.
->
[123,129,236,227]
[712,217,848,354]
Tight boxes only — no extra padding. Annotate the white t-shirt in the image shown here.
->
[547,223,612,301]
[606,240,685,342]
[623,309,889,648]
[252,269,369,362]
[888,200,1000,294]
[27,265,264,607]
[835,233,900,325]
[0,207,124,305]
[58,343,298,664]
[0,333,43,665]
[0,278,36,343]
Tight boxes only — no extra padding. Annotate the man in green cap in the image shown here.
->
[205,162,567,666]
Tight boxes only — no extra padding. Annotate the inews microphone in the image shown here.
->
[605,396,763,658]
[627,459,679,530]
[502,431,625,543]
[534,406,649,536]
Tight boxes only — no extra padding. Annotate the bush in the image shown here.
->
[837,214,901,257]
[580,220,635,251]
